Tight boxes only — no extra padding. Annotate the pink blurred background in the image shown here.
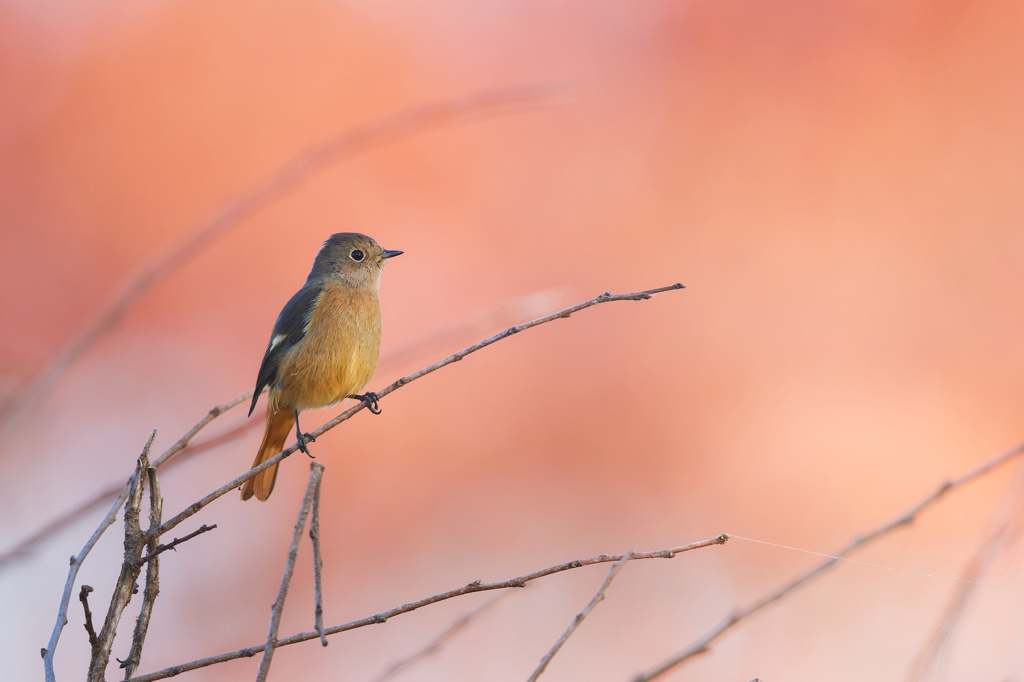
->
[3,0,1024,679]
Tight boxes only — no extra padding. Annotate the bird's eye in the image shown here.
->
[350,250,364,261]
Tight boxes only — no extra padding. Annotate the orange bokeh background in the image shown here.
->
[3,1,1024,680]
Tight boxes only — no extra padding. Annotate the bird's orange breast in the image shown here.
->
[269,284,382,412]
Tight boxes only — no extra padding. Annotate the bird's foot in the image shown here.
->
[297,432,316,458]
[293,408,316,457]
[351,392,382,415]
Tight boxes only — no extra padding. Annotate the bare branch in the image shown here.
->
[140,525,217,565]
[121,465,164,678]
[43,431,157,682]
[79,585,99,655]
[0,85,572,449]
[629,438,1024,682]
[527,549,635,682]
[256,462,325,682]
[310,472,327,647]
[87,437,155,682]
[370,594,509,682]
[127,535,726,682]
[150,284,686,542]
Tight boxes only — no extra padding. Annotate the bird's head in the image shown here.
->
[308,232,403,289]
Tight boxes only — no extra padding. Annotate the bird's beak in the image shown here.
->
[382,249,404,259]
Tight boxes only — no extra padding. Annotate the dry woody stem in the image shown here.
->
[630,437,1024,682]
[140,525,217,564]
[127,536,726,682]
[79,586,99,657]
[310,472,328,647]
[255,462,325,682]
[86,440,152,682]
[121,465,164,679]
[527,549,636,682]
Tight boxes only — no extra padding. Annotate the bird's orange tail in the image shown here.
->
[241,408,294,501]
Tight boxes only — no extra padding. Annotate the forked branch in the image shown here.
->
[86,439,152,682]
[121,464,164,678]
[527,549,635,681]
[255,462,324,682]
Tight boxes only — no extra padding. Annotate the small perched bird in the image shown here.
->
[241,233,402,501]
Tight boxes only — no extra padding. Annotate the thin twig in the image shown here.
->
[122,465,164,678]
[370,594,509,682]
[42,431,157,682]
[79,585,100,656]
[0,85,572,448]
[126,535,726,682]
[629,438,1024,682]
[149,285,685,542]
[256,462,325,682]
[527,549,635,682]
[310,470,327,647]
[907,457,1024,682]
[87,435,156,682]
[140,525,218,564]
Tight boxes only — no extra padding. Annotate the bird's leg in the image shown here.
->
[294,408,316,458]
[348,392,382,415]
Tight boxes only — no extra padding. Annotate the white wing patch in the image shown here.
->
[269,334,287,351]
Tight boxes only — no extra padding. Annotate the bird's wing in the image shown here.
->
[248,285,323,416]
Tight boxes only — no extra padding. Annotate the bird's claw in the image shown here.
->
[352,392,382,415]
[297,432,316,458]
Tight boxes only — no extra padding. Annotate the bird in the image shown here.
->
[241,232,403,501]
